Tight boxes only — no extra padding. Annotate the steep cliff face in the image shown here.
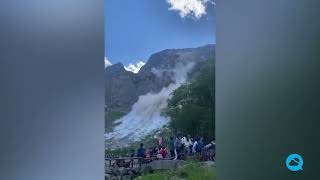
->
[104,63,136,111]
[104,44,215,130]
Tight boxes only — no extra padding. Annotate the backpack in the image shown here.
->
[196,141,203,152]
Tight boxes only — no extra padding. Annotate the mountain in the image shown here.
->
[104,44,215,131]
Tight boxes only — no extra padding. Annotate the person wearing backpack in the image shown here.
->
[196,137,204,153]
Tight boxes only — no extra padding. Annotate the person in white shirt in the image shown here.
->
[192,139,198,154]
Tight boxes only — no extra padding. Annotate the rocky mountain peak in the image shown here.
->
[105,44,215,128]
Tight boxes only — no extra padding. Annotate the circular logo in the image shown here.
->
[285,153,303,172]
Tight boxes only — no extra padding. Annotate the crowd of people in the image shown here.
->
[133,134,215,161]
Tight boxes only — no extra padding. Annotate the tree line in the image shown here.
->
[165,58,215,142]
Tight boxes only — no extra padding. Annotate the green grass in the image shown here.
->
[136,162,215,180]
[137,173,170,180]
[108,111,127,120]
[105,110,127,132]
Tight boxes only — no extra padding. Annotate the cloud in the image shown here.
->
[124,61,145,73]
[166,0,214,19]
[104,57,112,68]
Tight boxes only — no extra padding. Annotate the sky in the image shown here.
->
[105,0,216,72]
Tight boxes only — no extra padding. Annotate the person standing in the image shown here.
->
[192,138,198,154]
[174,135,182,160]
[187,135,193,156]
[158,136,164,146]
[196,137,204,153]
[159,146,168,158]
[168,137,175,159]
[137,143,146,158]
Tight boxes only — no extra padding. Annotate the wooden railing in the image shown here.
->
[105,150,215,169]
[105,157,144,169]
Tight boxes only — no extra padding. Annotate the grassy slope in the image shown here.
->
[136,162,215,180]
[105,110,127,132]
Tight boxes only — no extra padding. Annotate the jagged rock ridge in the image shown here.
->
[105,44,215,130]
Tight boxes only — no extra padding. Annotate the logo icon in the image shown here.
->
[286,153,303,172]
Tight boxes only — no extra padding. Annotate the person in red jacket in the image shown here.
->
[158,146,168,159]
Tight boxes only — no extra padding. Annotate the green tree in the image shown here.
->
[166,58,215,141]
